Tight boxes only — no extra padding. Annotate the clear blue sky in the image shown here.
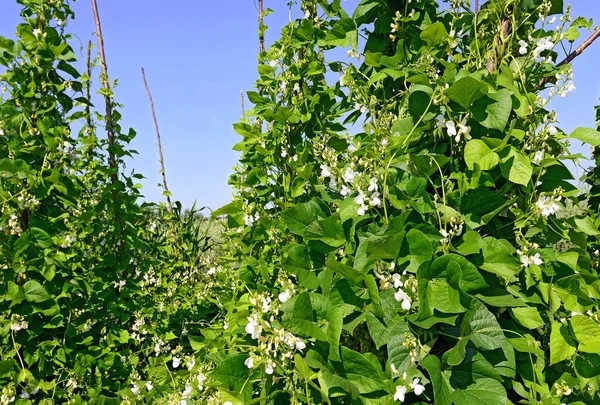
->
[0,1,599,210]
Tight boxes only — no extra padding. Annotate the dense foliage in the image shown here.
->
[1,0,600,404]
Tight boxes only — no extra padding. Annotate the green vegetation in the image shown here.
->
[1,0,600,404]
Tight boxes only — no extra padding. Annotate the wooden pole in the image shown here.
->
[141,67,174,213]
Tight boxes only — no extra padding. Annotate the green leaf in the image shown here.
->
[352,0,380,25]
[427,279,466,313]
[464,140,499,171]
[363,231,404,260]
[304,215,346,249]
[319,18,357,47]
[510,307,544,330]
[210,354,251,392]
[479,237,520,279]
[421,355,453,405]
[447,337,469,366]
[0,159,31,179]
[428,254,487,293]
[23,280,52,303]
[571,315,600,353]
[446,76,488,109]
[283,245,320,290]
[398,228,432,272]
[565,127,600,146]
[326,259,365,283]
[500,147,533,186]
[574,217,600,236]
[460,300,506,350]
[451,378,508,405]
[473,90,512,131]
[420,22,449,46]
[282,199,325,236]
[340,347,386,393]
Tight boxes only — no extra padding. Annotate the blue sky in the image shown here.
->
[0,1,599,210]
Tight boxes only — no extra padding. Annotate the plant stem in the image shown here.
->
[85,40,92,130]
[241,90,245,117]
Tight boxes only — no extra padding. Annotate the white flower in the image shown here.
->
[293,83,300,93]
[268,59,277,67]
[348,142,357,153]
[354,103,362,110]
[19,392,30,399]
[369,192,382,207]
[360,105,368,114]
[560,81,576,98]
[265,359,275,374]
[536,195,561,217]
[533,37,554,59]
[207,267,216,275]
[533,150,544,164]
[381,138,389,147]
[394,385,407,402]
[244,356,254,369]
[436,114,445,128]
[394,288,412,310]
[392,273,403,288]
[145,381,153,391]
[445,120,457,138]
[224,402,233,405]
[245,314,263,339]
[547,125,558,135]
[197,373,206,390]
[223,321,229,330]
[548,16,557,24]
[340,185,351,197]
[368,177,378,192]
[320,164,332,178]
[295,338,306,350]
[33,28,42,38]
[278,289,291,303]
[440,228,450,244]
[521,253,544,267]
[357,205,367,216]
[172,357,181,368]
[131,385,140,395]
[518,40,528,55]
[410,378,425,395]
[456,118,472,142]
[244,214,255,227]
[304,9,310,19]
[343,167,356,183]
[354,194,365,206]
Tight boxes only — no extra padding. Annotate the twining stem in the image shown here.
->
[258,0,265,53]
[141,67,173,213]
[90,0,117,182]
[85,40,92,130]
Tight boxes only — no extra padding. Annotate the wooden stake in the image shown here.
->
[141,67,174,213]
[90,0,117,182]
[258,0,264,53]
[86,40,92,130]
[240,90,245,117]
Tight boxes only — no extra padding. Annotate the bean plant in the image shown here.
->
[1,0,600,404]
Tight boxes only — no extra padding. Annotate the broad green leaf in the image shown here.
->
[500,147,533,186]
[319,18,357,47]
[565,127,600,146]
[23,280,52,303]
[283,245,320,290]
[340,347,386,393]
[464,140,500,171]
[446,76,488,109]
[571,315,600,353]
[326,259,365,283]
[210,354,251,392]
[304,215,346,248]
[363,231,404,260]
[460,300,506,350]
[421,355,453,405]
[447,337,469,366]
[451,378,508,405]
[473,89,512,131]
[550,321,576,365]
[282,199,326,236]
[510,307,544,330]
[427,279,466,313]
[479,237,520,279]
[398,228,432,272]
[420,22,449,46]
[428,254,487,293]
[574,217,600,236]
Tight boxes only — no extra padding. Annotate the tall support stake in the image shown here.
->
[258,0,264,53]
[240,90,245,117]
[85,40,92,130]
[141,67,174,214]
[475,0,479,12]
[91,0,117,183]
